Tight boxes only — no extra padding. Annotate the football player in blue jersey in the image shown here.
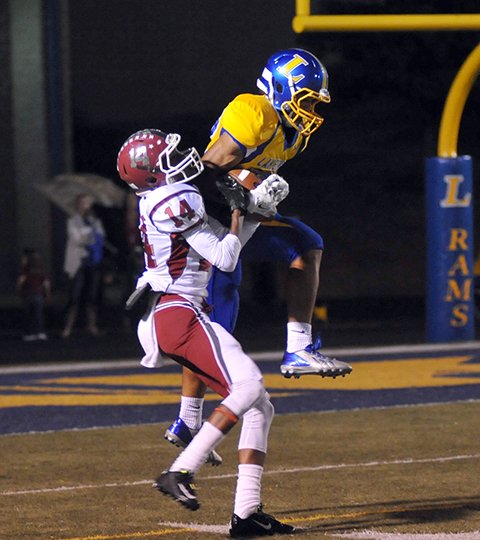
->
[165,49,352,480]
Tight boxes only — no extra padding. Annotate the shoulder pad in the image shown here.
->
[222,94,278,147]
[148,185,205,233]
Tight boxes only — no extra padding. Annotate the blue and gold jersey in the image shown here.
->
[206,93,309,174]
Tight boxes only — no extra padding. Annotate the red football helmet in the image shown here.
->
[116,129,204,190]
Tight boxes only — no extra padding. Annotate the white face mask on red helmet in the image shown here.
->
[116,129,204,190]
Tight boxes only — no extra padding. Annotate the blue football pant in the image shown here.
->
[206,214,324,332]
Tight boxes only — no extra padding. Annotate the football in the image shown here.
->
[227,168,262,191]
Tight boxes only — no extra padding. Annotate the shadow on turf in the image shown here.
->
[283,495,480,535]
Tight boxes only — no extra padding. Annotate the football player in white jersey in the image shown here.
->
[117,129,295,537]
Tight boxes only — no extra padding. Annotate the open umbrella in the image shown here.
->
[36,173,126,216]
[36,173,127,255]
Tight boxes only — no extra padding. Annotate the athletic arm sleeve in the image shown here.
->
[238,218,260,247]
[208,215,259,248]
[184,222,242,272]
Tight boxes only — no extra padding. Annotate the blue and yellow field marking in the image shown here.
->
[2,353,480,407]
[1,346,479,434]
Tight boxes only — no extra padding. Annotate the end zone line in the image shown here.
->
[1,340,479,374]
[2,452,479,497]
[62,528,196,539]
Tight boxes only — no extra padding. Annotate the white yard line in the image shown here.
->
[2,452,479,497]
[336,532,480,540]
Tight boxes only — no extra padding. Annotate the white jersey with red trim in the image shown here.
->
[136,183,242,302]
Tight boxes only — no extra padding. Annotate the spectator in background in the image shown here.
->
[62,193,106,338]
[16,248,51,341]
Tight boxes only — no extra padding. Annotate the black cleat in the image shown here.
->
[229,504,295,537]
[154,470,199,511]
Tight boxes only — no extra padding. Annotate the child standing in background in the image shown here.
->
[16,248,51,341]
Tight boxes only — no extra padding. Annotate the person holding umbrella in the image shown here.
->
[61,193,106,338]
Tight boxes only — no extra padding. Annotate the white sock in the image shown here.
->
[286,322,312,353]
[233,464,263,519]
[179,396,204,431]
[170,422,224,473]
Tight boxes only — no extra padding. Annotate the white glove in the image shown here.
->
[247,174,290,218]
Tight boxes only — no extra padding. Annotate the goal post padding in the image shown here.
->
[425,155,474,342]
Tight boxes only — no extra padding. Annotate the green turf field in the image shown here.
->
[2,401,479,539]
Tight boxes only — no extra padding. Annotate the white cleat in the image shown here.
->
[280,341,352,379]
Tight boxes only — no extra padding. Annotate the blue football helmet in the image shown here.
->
[257,48,331,136]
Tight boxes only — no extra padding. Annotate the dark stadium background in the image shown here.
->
[1,0,479,348]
